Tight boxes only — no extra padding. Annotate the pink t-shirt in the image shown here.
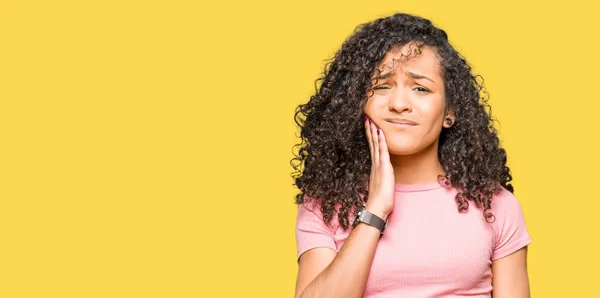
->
[295,181,532,297]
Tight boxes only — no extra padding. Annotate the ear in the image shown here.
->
[443,112,456,128]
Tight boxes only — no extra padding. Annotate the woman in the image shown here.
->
[290,12,531,297]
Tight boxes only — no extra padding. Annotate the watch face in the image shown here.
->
[352,208,364,227]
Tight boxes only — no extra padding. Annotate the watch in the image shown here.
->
[353,207,387,235]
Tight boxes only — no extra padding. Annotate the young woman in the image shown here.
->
[290,13,532,298]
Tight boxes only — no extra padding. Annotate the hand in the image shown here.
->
[364,115,395,221]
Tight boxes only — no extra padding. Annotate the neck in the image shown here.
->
[390,139,445,185]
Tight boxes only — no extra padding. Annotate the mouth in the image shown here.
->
[385,118,417,127]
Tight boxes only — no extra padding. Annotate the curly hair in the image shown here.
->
[290,12,513,230]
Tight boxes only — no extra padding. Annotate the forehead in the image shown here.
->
[374,43,442,79]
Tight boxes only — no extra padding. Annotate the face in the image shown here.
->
[364,43,454,156]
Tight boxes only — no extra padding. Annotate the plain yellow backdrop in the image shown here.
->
[1,0,599,297]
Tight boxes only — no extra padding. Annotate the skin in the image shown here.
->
[295,44,530,297]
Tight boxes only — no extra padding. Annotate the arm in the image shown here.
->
[491,245,530,298]
[294,214,386,298]
[294,116,395,298]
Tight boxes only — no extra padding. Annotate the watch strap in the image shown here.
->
[354,208,387,234]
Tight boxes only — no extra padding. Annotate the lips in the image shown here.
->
[385,118,417,125]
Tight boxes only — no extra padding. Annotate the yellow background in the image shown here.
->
[1,0,598,297]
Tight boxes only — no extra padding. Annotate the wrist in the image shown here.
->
[364,204,389,221]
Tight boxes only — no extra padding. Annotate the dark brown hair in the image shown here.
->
[291,12,513,229]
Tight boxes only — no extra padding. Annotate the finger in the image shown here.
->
[370,119,380,164]
[364,115,374,165]
[378,127,390,165]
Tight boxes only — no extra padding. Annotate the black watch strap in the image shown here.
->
[354,208,387,234]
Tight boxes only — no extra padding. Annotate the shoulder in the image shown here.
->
[488,186,532,260]
[296,196,340,232]
[489,186,524,216]
[295,196,347,261]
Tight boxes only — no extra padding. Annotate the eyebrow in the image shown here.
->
[406,71,435,83]
[372,71,394,81]
[371,71,435,83]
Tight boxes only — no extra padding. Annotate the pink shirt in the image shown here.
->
[295,181,532,297]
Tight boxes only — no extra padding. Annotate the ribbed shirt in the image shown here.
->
[295,181,532,297]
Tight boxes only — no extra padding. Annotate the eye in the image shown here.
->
[373,86,389,90]
[414,86,430,93]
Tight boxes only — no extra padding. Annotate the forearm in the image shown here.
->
[298,222,382,298]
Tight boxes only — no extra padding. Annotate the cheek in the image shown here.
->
[364,95,386,115]
[412,99,446,142]
[414,100,444,124]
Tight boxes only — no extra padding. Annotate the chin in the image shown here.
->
[386,141,422,156]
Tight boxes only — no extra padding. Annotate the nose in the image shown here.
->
[388,87,412,113]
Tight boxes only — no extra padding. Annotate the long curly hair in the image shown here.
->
[290,12,513,230]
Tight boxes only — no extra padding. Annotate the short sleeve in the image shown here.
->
[295,199,338,262]
[490,187,532,261]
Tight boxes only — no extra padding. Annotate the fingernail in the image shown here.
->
[377,129,380,135]
[364,115,368,121]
